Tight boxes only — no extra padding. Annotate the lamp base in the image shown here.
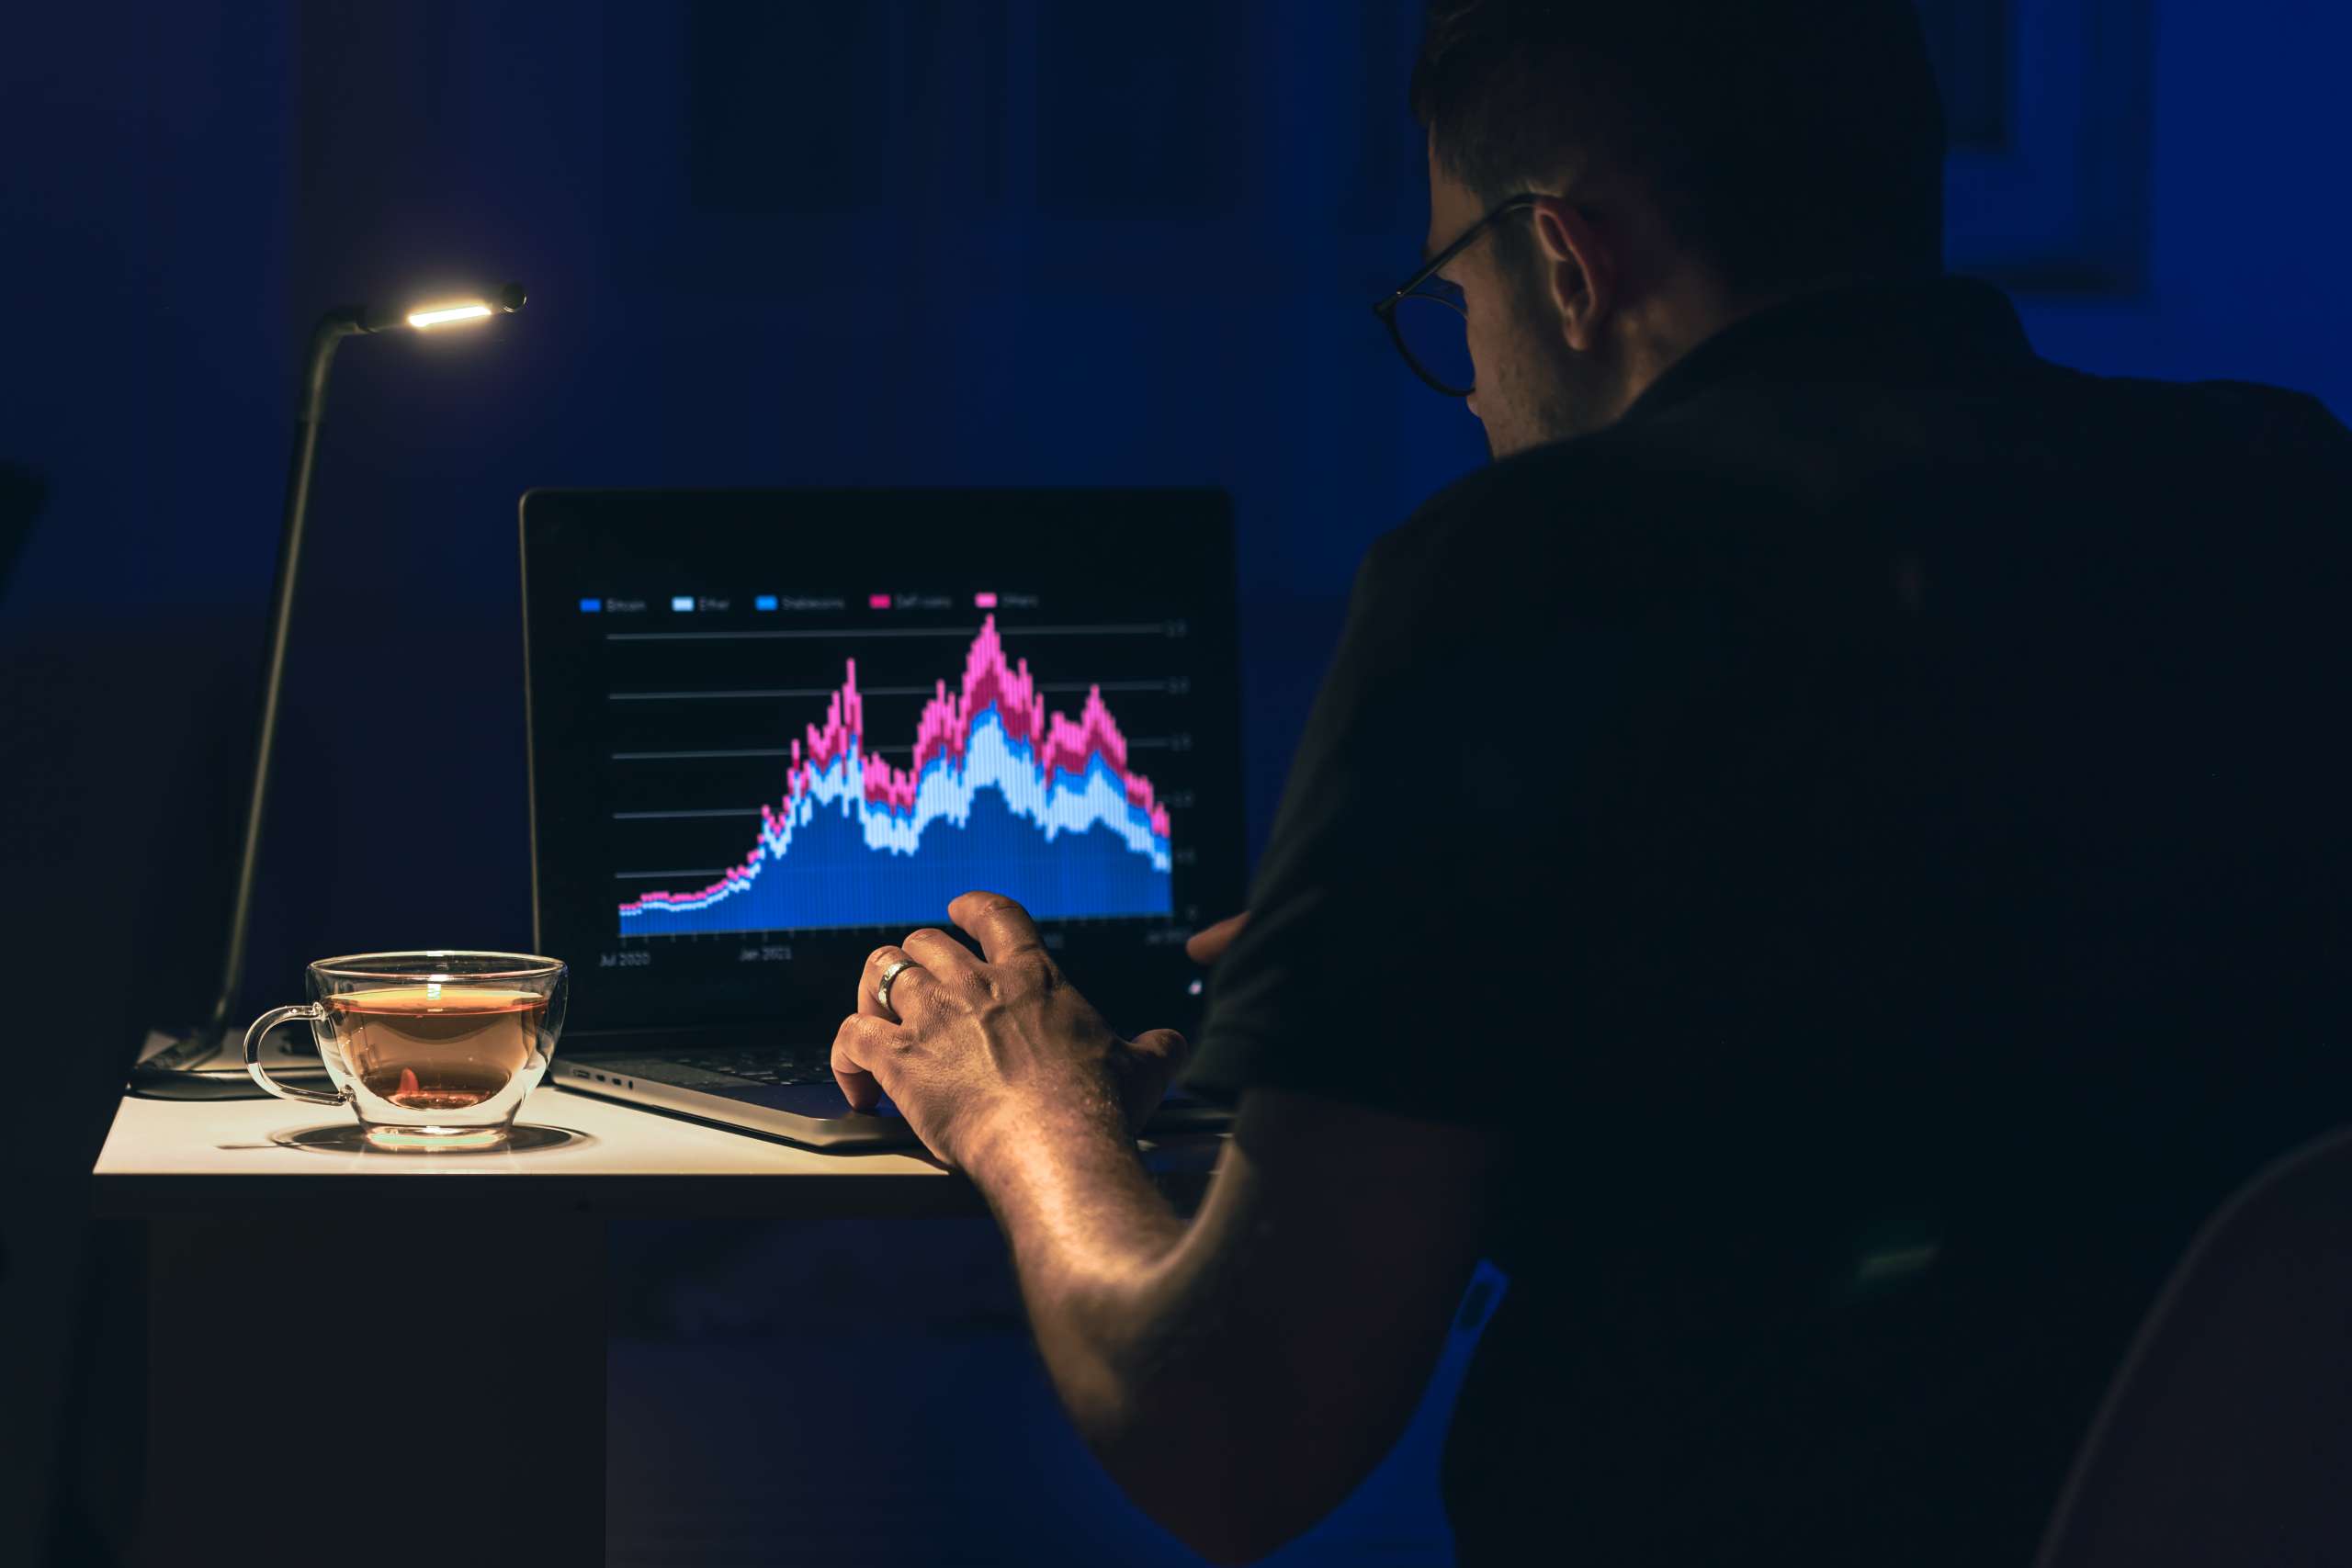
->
[127,1023,322,1101]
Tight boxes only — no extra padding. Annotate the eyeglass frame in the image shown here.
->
[1372,192,1544,398]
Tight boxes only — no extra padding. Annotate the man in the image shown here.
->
[832,2,2352,1562]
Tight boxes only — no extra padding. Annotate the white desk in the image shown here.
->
[86,1081,1213,1568]
[94,1080,965,1216]
[94,1079,1216,1214]
[89,1081,1216,1567]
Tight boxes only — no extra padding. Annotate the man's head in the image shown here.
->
[1408,0,1948,457]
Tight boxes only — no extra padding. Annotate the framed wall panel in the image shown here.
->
[1329,0,2154,294]
[1940,0,2154,294]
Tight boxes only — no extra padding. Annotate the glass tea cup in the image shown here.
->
[244,952,568,1149]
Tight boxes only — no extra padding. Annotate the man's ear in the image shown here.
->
[1531,197,1613,354]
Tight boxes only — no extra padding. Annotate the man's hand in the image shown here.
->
[1184,911,1250,966]
[831,890,1191,1168]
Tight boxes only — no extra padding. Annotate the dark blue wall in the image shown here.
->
[7,0,2348,1015]
[5,2,1508,1020]
[5,2,2347,1561]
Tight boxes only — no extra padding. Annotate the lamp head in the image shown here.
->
[345,283,527,336]
[403,283,527,331]
[407,301,493,330]
[305,282,530,416]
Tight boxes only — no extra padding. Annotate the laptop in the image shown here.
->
[519,488,1248,1150]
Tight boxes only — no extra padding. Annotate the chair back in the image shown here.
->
[2035,1124,2352,1567]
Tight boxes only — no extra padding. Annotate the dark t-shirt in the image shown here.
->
[1183,277,2352,1564]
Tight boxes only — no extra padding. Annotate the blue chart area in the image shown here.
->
[620,782,1171,935]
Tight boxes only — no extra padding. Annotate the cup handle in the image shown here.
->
[243,1004,351,1106]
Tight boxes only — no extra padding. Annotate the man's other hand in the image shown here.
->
[1184,911,1250,966]
[831,891,1192,1167]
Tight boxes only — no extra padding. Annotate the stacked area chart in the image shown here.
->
[617,618,1174,933]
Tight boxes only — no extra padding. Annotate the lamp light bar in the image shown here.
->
[407,301,495,329]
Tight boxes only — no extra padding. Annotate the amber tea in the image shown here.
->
[324,986,546,1111]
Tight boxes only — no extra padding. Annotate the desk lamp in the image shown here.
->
[129,284,528,1100]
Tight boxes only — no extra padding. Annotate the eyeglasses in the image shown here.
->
[1372,194,1541,397]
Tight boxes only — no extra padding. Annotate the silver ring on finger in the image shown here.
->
[875,958,919,1013]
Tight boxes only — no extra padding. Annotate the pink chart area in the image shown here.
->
[797,615,1170,836]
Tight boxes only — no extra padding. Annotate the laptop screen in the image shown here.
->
[520,488,1247,1039]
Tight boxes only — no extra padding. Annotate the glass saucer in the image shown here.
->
[267,1122,592,1156]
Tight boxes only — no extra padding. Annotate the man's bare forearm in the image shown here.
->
[959,1100,1303,1562]
[962,1101,1194,1443]
[957,1091,1488,1563]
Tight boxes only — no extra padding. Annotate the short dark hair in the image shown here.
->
[1410,0,1948,292]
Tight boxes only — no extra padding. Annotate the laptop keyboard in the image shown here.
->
[662,1051,837,1089]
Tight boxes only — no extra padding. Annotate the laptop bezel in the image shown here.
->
[519,485,1248,1055]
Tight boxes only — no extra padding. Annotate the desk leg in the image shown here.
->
[138,1213,605,1567]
